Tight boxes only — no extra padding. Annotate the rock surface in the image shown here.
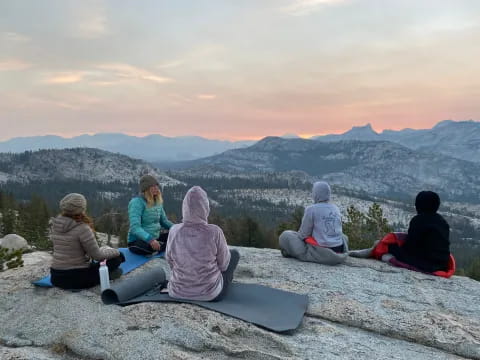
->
[0,247,479,360]
[0,234,28,251]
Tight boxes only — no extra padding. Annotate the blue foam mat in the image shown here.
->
[32,248,164,287]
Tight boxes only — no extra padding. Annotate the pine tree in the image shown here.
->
[365,203,393,243]
[17,195,51,250]
[343,203,392,250]
[0,192,17,236]
[2,209,17,235]
[118,221,129,248]
[466,257,480,281]
[276,207,304,236]
[242,216,259,247]
[343,205,368,249]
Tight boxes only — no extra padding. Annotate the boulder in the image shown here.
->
[0,247,479,360]
[0,233,28,251]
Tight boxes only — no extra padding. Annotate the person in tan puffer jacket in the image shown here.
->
[50,193,125,289]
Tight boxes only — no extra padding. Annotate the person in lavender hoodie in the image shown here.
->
[278,181,348,265]
[166,186,240,301]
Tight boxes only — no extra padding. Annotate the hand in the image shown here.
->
[149,239,161,251]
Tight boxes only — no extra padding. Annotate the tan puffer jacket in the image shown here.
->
[50,215,120,270]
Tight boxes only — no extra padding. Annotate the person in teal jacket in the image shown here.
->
[127,174,174,255]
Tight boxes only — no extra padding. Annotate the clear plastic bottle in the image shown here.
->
[99,260,110,292]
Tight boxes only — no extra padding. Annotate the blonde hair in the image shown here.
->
[143,189,163,207]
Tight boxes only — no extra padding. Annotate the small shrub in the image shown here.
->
[0,247,24,271]
[466,257,480,281]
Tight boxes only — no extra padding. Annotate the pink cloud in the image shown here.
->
[44,72,84,84]
[0,59,32,71]
[197,94,217,100]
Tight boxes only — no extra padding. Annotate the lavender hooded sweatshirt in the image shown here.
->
[166,186,231,301]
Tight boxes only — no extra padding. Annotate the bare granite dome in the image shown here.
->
[1,248,479,360]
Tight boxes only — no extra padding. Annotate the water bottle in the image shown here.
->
[99,260,110,292]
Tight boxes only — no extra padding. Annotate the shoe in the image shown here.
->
[281,249,291,258]
[159,280,169,293]
[159,241,167,253]
[348,248,373,258]
[381,254,394,263]
[110,268,123,280]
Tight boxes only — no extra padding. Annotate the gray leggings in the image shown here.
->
[279,230,348,265]
[212,249,240,302]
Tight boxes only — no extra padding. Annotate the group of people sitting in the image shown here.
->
[50,174,240,301]
[49,174,452,300]
[279,181,452,276]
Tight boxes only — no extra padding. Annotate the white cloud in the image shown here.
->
[156,60,185,69]
[166,93,193,104]
[71,1,109,38]
[0,59,32,71]
[155,44,229,73]
[281,0,346,16]
[31,93,102,110]
[96,63,174,84]
[89,80,118,87]
[39,64,173,87]
[197,94,217,100]
[77,14,108,38]
[1,32,31,43]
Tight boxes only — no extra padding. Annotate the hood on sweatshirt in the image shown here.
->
[415,191,440,214]
[51,215,82,233]
[313,181,331,203]
[182,186,210,224]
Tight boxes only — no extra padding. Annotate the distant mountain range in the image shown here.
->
[0,120,477,163]
[176,136,480,203]
[0,133,255,162]
[314,120,480,163]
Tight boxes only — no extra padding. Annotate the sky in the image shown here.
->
[1,0,479,141]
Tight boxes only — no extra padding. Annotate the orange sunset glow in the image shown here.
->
[1,0,479,140]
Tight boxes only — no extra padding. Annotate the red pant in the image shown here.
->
[371,233,455,278]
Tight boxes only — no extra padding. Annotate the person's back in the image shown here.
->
[278,181,348,265]
[404,213,450,271]
[166,186,232,301]
[51,215,96,270]
[300,202,344,248]
[298,181,344,249]
[50,193,123,289]
[390,191,450,272]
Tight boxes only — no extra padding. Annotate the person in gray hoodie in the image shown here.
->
[278,181,348,265]
[166,186,240,301]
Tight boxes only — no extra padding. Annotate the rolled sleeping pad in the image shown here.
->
[102,266,166,304]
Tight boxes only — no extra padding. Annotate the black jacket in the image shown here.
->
[389,213,450,272]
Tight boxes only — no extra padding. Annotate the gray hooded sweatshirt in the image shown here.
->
[166,186,231,301]
[298,181,344,248]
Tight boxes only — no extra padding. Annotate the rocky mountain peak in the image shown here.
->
[343,123,379,139]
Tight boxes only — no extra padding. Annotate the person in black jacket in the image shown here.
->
[388,191,450,273]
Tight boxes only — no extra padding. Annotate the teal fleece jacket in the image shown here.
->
[127,196,173,243]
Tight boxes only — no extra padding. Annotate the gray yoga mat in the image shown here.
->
[102,267,308,332]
